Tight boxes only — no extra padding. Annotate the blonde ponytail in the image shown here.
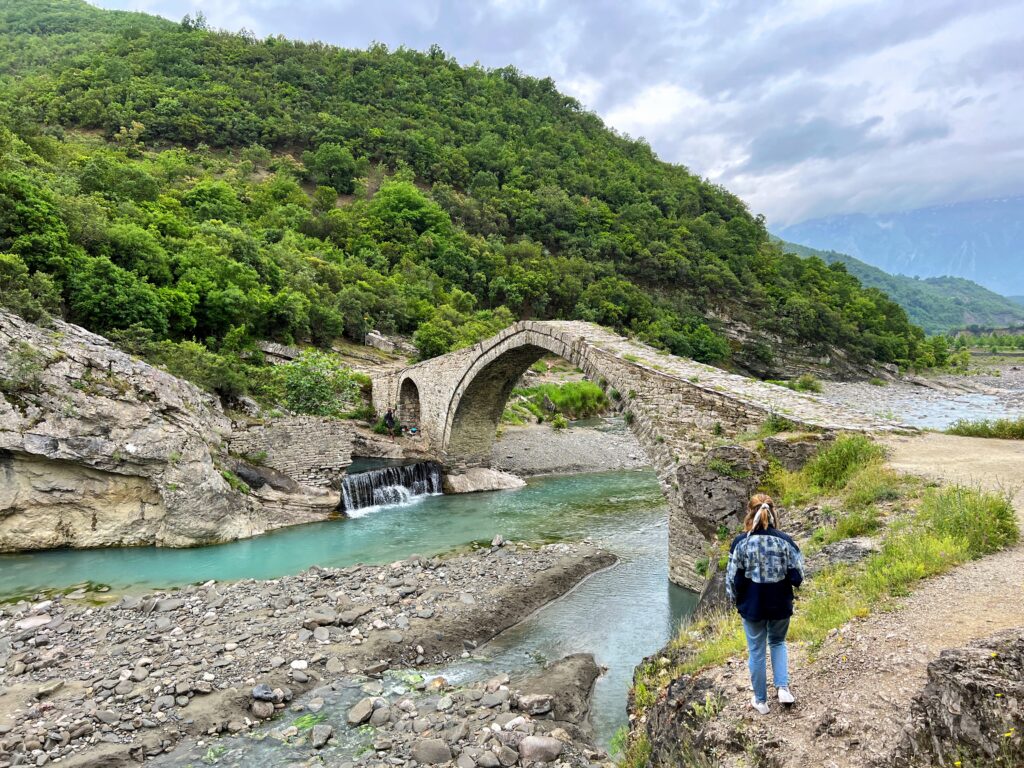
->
[743,493,776,533]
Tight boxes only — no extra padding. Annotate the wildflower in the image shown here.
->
[995,693,1004,698]
[991,651,999,657]
[953,762,961,767]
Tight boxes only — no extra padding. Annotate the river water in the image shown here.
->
[0,469,694,746]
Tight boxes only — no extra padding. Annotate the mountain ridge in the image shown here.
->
[776,196,1024,295]
[777,240,1024,334]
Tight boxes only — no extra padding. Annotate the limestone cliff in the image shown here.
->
[0,310,338,550]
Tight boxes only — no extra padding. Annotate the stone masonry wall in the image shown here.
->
[228,418,354,487]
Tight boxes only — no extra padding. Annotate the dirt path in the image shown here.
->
[713,433,1024,768]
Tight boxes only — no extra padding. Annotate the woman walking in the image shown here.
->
[726,493,804,714]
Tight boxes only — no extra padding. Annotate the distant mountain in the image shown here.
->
[778,240,1024,335]
[1011,296,1024,308]
[776,197,1024,295]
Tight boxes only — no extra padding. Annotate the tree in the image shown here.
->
[303,144,357,194]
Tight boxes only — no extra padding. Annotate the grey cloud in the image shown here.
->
[739,115,884,173]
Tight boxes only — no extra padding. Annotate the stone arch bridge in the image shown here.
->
[371,321,900,591]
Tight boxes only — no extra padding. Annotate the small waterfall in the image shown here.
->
[340,461,443,516]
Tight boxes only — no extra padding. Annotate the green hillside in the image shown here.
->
[0,0,941,397]
[778,240,1024,335]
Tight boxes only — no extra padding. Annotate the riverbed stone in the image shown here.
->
[252,683,275,701]
[310,723,334,749]
[515,694,552,715]
[517,735,563,762]
[251,700,275,719]
[412,738,452,764]
[347,697,376,726]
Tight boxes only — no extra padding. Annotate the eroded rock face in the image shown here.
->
[669,445,768,590]
[0,310,332,550]
[888,627,1024,767]
[761,432,835,472]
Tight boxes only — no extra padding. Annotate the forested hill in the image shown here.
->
[0,0,937,393]
[779,241,1024,335]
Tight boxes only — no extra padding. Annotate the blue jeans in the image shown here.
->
[742,617,790,703]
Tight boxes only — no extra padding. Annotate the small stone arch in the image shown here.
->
[398,377,421,429]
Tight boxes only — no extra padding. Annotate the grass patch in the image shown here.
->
[790,373,823,393]
[219,469,248,494]
[823,505,881,543]
[733,413,798,442]
[707,458,751,479]
[501,381,609,424]
[768,374,823,393]
[869,377,888,386]
[292,712,328,732]
[947,416,1024,440]
[841,463,903,510]
[804,434,885,491]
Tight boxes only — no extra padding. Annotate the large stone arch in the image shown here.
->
[440,329,588,464]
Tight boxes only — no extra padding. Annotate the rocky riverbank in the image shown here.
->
[0,541,615,767]
[491,421,648,477]
[820,355,1024,429]
[156,653,607,768]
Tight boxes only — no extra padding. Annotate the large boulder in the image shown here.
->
[0,310,334,550]
[443,467,526,494]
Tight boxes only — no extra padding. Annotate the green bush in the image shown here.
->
[788,373,823,393]
[551,413,568,430]
[261,349,363,417]
[842,464,902,510]
[0,253,61,323]
[824,506,881,543]
[509,381,609,420]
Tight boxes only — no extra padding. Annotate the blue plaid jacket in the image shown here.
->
[726,527,804,621]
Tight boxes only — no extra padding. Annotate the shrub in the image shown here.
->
[789,373,823,393]
[260,349,362,417]
[919,486,1018,558]
[707,458,750,479]
[0,341,46,394]
[842,464,902,510]
[509,381,609,420]
[0,253,61,323]
[824,506,881,543]
[551,413,568,430]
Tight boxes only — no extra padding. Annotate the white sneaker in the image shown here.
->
[750,695,770,715]
[777,687,795,705]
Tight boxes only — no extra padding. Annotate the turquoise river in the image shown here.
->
[0,468,696,749]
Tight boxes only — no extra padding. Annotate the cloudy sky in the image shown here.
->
[91,0,1024,227]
